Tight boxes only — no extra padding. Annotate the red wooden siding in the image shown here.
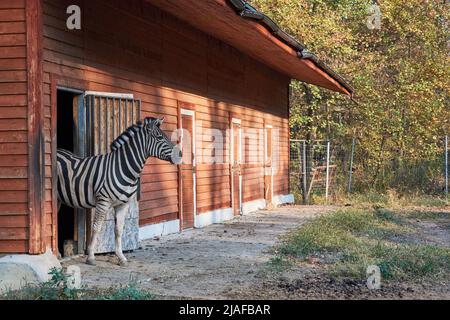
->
[0,0,290,253]
[0,0,291,253]
[27,0,45,255]
[40,0,290,235]
[0,0,29,253]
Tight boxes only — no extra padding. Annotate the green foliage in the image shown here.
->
[251,0,449,191]
[1,268,155,300]
[2,267,81,300]
[44,267,80,300]
[98,282,155,300]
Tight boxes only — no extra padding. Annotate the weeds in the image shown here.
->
[406,210,450,221]
[98,281,155,300]
[2,267,81,300]
[273,207,450,282]
[268,255,293,272]
[1,268,155,300]
[345,191,449,209]
[308,190,449,209]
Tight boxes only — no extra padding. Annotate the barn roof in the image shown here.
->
[148,0,353,97]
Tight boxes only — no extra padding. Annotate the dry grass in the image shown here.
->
[271,198,450,282]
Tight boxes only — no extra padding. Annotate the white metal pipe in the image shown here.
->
[325,141,331,201]
[348,137,356,193]
[302,141,307,203]
[445,135,448,196]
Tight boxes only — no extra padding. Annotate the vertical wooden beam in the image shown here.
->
[27,0,45,254]
[228,111,233,213]
[177,101,183,231]
[75,93,86,254]
[287,84,291,195]
[50,75,58,254]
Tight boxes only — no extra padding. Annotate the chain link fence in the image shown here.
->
[290,136,449,204]
[289,140,337,204]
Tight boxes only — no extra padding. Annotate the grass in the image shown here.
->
[305,189,449,209]
[95,283,155,300]
[1,268,155,300]
[347,191,449,209]
[271,205,450,282]
[268,255,293,272]
[405,210,450,220]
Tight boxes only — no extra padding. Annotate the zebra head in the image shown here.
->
[144,117,182,165]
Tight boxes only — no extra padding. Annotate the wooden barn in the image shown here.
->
[0,0,352,256]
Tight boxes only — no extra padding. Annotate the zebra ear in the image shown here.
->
[144,117,152,126]
[155,117,164,127]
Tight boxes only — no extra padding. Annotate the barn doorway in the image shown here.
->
[56,88,84,257]
[56,89,142,256]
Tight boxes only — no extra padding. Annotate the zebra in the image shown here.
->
[57,117,182,266]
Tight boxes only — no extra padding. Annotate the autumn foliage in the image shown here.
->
[252,0,449,192]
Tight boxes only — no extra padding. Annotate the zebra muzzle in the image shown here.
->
[171,145,182,165]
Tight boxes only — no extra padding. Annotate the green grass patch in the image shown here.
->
[291,188,449,209]
[96,282,155,300]
[275,207,450,282]
[405,210,450,221]
[1,268,82,300]
[1,268,155,300]
[328,191,449,209]
[267,255,294,272]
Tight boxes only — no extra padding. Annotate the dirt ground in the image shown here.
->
[62,206,335,299]
[62,205,450,300]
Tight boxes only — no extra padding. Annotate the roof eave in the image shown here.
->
[229,0,354,97]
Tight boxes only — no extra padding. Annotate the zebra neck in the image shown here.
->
[114,142,147,182]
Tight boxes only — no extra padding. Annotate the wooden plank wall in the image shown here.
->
[0,0,29,253]
[40,0,290,242]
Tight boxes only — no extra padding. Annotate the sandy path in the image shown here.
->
[62,206,336,299]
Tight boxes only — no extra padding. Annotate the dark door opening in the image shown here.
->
[57,89,76,257]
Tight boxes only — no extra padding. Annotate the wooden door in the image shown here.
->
[231,119,242,216]
[180,110,196,229]
[84,93,141,254]
[264,125,273,205]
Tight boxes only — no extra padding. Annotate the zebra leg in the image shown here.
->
[114,202,129,266]
[86,200,111,266]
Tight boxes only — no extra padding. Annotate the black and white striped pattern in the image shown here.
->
[56,117,181,265]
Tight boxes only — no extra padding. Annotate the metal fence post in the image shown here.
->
[348,137,356,193]
[325,140,330,201]
[302,140,307,204]
[445,135,448,197]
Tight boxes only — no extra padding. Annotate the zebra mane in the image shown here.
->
[110,121,145,152]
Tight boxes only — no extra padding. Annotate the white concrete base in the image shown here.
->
[0,249,61,293]
[242,198,266,215]
[195,207,233,228]
[138,194,294,241]
[139,219,180,241]
[273,194,295,206]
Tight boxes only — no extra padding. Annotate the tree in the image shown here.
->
[252,0,449,191]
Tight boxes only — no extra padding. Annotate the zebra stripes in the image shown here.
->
[56,116,181,265]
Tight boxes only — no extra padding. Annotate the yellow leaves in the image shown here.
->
[253,0,448,160]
